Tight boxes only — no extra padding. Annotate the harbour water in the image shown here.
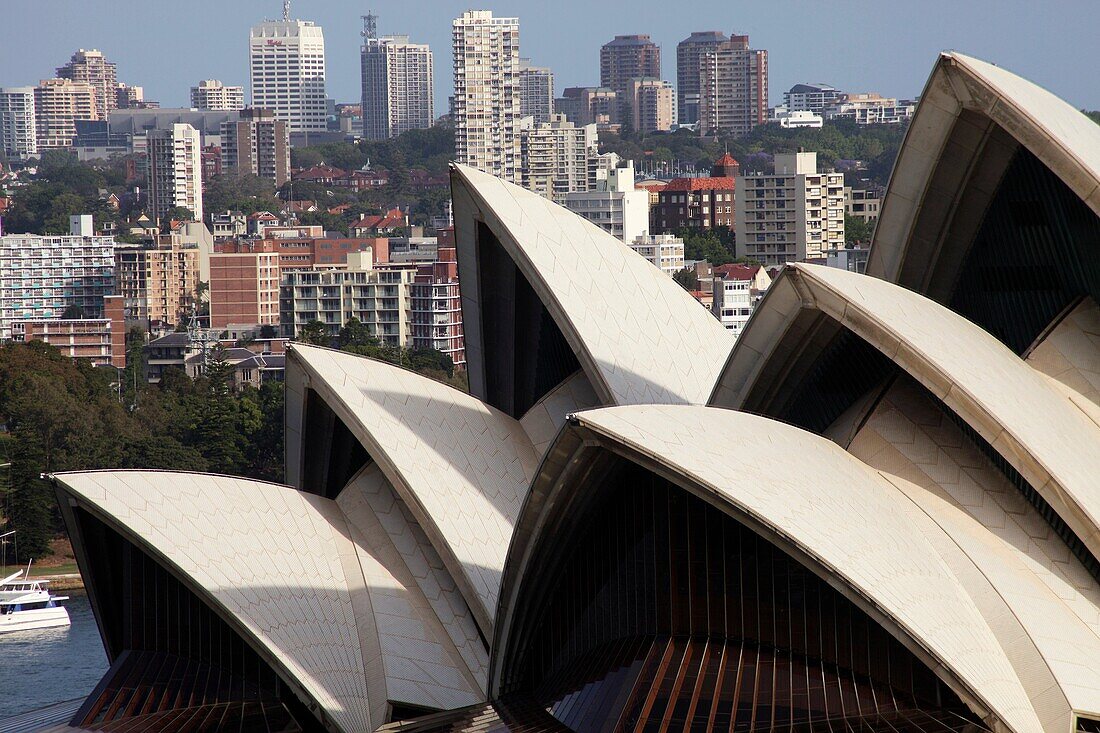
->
[0,589,107,718]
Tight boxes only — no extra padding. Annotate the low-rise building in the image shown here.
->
[775,110,824,128]
[11,295,126,367]
[735,151,845,266]
[654,154,739,233]
[710,263,772,337]
[564,161,649,242]
[844,186,883,225]
[629,234,685,276]
[825,93,915,125]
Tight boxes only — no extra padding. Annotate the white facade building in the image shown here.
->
[452,10,521,182]
[190,80,245,111]
[825,93,915,125]
[630,234,685,276]
[279,251,415,346]
[519,114,597,203]
[710,264,772,337]
[147,123,203,223]
[0,216,115,340]
[249,19,327,133]
[776,109,823,128]
[518,58,554,124]
[783,83,843,113]
[34,78,96,149]
[0,87,38,158]
[735,152,845,266]
[563,161,649,242]
[361,34,434,140]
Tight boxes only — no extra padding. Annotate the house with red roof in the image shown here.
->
[654,154,741,233]
[351,207,407,237]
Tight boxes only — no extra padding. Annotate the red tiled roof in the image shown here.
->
[714,264,760,280]
[352,207,406,230]
[661,176,736,192]
[294,165,346,180]
[714,153,739,166]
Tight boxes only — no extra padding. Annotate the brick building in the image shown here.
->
[654,154,739,232]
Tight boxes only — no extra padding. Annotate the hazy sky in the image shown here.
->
[3,0,1099,114]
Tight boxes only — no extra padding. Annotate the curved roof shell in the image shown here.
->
[867,52,1100,293]
[450,163,732,413]
[715,263,1100,565]
[286,343,538,637]
[493,404,1045,733]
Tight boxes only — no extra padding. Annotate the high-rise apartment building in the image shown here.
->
[519,114,597,202]
[191,80,245,111]
[360,28,434,140]
[115,84,153,109]
[221,108,290,186]
[34,78,96,149]
[735,152,845,266]
[0,215,114,340]
[56,49,117,120]
[452,10,521,182]
[599,35,660,122]
[0,87,38,158]
[676,31,727,125]
[114,235,200,326]
[630,78,675,132]
[147,123,203,223]
[556,86,619,132]
[699,34,768,138]
[564,161,649,242]
[410,238,464,366]
[249,18,327,133]
[518,59,554,124]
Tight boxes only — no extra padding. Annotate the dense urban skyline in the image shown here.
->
[2,0,1099,115]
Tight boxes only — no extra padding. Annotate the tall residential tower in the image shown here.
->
[676,31,727,125]
[599,35,660,123]
[518,59,554,124]
[0,87,38,158]
[191,80,245,111]
[699,34,768,137]
[147,123,203,223]
[55,49,117,120]
[452,10,521,182]
[360,15,434,140]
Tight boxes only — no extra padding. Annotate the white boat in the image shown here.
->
[0,569,71,633]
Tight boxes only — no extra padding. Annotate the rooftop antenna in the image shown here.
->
[283,0,291,21]
[362,12,378,41]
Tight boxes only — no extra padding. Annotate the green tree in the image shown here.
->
[673,267,699,291]
[162,206,195,224]
[297,320,332,346]
[845,214,874,245]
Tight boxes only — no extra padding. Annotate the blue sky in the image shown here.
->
[3,0,1099,113]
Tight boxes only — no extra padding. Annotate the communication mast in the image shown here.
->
[187,305,217,372]
[362,12,378,41]
[283,0,291,21]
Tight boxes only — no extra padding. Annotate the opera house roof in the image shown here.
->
[40,51,1100,733]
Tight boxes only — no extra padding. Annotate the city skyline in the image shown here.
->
[2,0,1099,117]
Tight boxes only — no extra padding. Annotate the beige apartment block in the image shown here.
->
[114,237,200,326]
[735,151,845,265]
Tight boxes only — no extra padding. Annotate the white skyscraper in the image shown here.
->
[147,123,203,223]
[360,16,434,140]
[452,10,521,182]
[191,80,245,111]
[0,87,38,158]
[249,13,327,134]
